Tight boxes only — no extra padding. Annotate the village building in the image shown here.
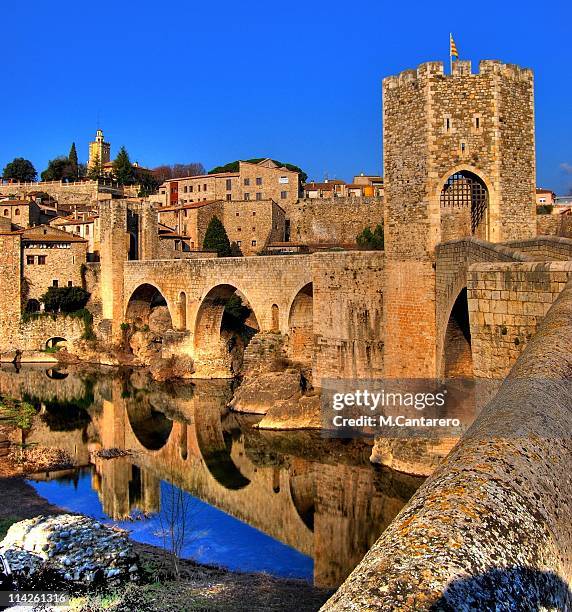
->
[536,187,556,207]
[51,214,101,261]
[159,159,300,207]
[157,198,285,256]
[20,225,87,306]
[0,197,58,227]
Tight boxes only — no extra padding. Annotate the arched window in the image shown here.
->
[3,209,8,216]
[440,171,488,238]
[14,208,20,216]
[271,304,279,331]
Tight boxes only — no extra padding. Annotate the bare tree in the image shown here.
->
[152,163,206,182]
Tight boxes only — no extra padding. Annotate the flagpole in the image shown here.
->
[449,33,453,75]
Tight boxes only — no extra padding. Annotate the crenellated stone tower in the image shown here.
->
[382,59,536,377]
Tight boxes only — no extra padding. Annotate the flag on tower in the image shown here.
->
[450,34,459,60]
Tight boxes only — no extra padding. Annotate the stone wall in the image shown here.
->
[312,251,384,382]
[0,180,122,206]
[281,197,383,244]
[324,280,572,611]
[0,233,22,352]
[468,261,571,378]
[504,236,572,261]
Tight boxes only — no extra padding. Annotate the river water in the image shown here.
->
[1,364,425,588]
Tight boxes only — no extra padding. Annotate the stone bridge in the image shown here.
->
[121,256,313,377]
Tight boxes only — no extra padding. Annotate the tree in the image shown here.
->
[2,158,37,182]
[152,163,206,182]
[41,286,90,313]
[68,142,79,178]
[356,224,384,250]
[137,173,162,197]
[87,153,102,180]
[209,158,308,183]
[41,156,76,182]
[112,146,135,185]
[202,216,231,257]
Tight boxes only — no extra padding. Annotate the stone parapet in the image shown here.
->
[323,280,572,610]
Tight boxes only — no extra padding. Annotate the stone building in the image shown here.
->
[382,59,536,378]
[21,225,87,305]
[159,159,300,207]
[88,129,111,169]
[0,197,57,227]
[536,187,556,207]
[51,214,101,261]
[158,199,285,256]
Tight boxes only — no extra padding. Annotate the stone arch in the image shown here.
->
[289,470,316,531]
[193,283,260,375]
[271,304,279,331]
[442,288,473,378]
[46,336,67,349]
[125,283,173,329]
[287,283,314,366]
[178,291,187,331]
[435,165,495,243]
[126,402,174,452]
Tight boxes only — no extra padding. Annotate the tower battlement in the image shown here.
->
[383,59,533,89]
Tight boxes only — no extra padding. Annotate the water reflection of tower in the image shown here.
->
[94,393,161,520]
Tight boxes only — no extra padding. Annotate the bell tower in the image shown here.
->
[88,128,111,169]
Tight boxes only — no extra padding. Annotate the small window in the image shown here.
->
[460,141,467,155]
[198,184,201,192]
[256,177,262,186]
[52,279,59,287]
[184,186,188,193]
[244,178,250,186]
[85,225,90,235]
[226,179,232,190]
[281,191,287,199]
[76,226,80,234]
[15,208,20,216]
[226,194,231,201]
[38,255,46,265]
[244,193,250,200]
[252,226,256,231]
[256,192,262,201]
[203,183,207,191]
[67,280,73,287]
[475,117,480,129]
[236,212,240,216]
[3,209,8,216]
[251,240,257,246]
[252,211,256,216]
[237,227,241,232]
[26,255,34,265]
[237,240,241,246]
[190,185,194,192]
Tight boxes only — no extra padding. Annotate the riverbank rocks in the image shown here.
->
[230,370,302,414]
[0,515,139,587]
[149,355,195,381]
[257,394,322,429]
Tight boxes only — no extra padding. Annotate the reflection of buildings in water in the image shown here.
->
[10,366,428,588]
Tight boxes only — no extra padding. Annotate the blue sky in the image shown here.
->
[2,0,571,193]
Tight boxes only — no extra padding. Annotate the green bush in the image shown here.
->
[203,216,232,257]
[536,204,553,215]
[356,224,384,250]
[41,286,90,313]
